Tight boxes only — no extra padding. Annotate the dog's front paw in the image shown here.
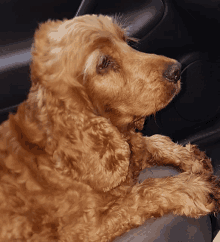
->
[184,144,213,174]
[171,172,218,218]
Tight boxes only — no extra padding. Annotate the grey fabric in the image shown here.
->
[138,166,180,183]
[113,166,212,242]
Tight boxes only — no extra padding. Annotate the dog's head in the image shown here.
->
[31,14,181,131]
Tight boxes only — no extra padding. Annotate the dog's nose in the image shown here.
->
[163,62,181,83]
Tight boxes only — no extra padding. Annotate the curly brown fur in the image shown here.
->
[0,14,219,242]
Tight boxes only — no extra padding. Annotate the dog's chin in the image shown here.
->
[144,80,181,118]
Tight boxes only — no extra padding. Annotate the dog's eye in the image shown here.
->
[101,56,111,69]
[97,56,112,74]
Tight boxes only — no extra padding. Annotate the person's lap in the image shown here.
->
[113,166,212,242]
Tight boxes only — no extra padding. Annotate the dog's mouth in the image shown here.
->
[171,83,181,96]
[133,116,146,131]
[173,80,181,96]
[160,79,181,111]
[165,77,181,99]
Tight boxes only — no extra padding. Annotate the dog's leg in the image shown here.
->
[97,172,219,242]
[144,134,213,174]
[130,132,213,174]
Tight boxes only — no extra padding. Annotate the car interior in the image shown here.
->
[1,0,220,240]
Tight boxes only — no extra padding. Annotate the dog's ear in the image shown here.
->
[77,116,130,192]
[52,116,130,192]
[52,115,130,192]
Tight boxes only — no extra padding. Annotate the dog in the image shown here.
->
[0,14,219,241]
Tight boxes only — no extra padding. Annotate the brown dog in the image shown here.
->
[0,14,219,241]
